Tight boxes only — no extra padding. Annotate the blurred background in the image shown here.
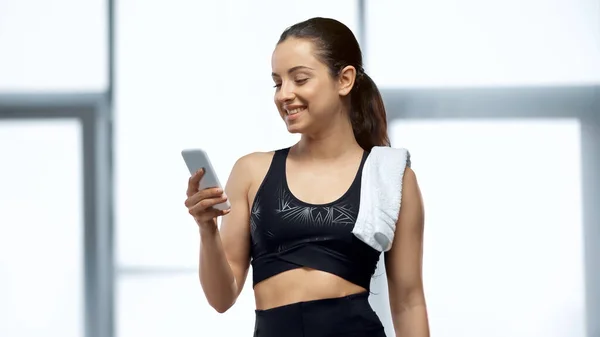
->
[1,0,599,336]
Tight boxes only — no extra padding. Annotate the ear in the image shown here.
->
[337,65,357,97]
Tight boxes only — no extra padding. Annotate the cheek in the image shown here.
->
[308,87,337,113]
[302,84,328,108]
[304,81,323,98]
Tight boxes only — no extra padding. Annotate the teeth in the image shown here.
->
[286,107,305,115]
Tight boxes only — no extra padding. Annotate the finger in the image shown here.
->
[209,207,231,218]
[193,187,224,204]
[184,187,223,207]
[186,168,205,197]
[188,194,228,215]
[195,207,229,223]
[197,194,228,210]
[208,207,229,218]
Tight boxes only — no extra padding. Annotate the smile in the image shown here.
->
[286,107,306,115]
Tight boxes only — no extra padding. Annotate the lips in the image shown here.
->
[286,107,306,115]
[283,105,306,122]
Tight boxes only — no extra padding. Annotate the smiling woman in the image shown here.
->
[185,17,430,337]
[270,22,389,150]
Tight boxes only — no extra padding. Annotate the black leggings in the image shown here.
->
[253,292,387,337]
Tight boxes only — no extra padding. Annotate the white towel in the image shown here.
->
[352,146,411,252]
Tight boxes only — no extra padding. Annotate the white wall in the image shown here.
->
[366,0,600,87]
[0,0,108,92]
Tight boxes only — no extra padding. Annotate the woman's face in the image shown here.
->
[271,38,342,134]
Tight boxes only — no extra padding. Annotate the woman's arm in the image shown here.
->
[385,167,430,336]
[198,154,253,313]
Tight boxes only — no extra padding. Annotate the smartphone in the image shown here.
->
[181,148,231,211]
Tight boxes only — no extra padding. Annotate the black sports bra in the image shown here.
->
[249,148,381,290]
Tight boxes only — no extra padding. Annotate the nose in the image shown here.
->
[275,81,295,104]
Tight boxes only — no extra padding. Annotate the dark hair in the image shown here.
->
[278,17,390,152]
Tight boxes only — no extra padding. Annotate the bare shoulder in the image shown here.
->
[403,166,418,187]
[231,151,275,180]
[234,151,275,171]
[227,151,276,194]
[398,167,424,221]
[402,166,421,190]
[399,166,424,220]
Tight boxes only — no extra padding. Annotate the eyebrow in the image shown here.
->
[271,65,314,77]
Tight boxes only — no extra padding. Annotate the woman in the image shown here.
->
[185,17,429,337]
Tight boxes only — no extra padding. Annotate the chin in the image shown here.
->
[283,117,307,134]
[283,111,313,134]
[286,124,304,134]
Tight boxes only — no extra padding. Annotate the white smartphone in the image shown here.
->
[181,148,231,211]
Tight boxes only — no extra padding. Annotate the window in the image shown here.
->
[380,119,586,337]
[0,120,84,337]
[0,0,107,92]
[365,0,600,87]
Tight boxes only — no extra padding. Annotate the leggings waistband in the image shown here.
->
[253,292,386,337]
[255,291,370,314]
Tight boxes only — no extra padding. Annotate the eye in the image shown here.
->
[273,83,282,89]
[295,78,308,85]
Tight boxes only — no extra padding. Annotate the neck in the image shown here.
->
[295,116,362,160]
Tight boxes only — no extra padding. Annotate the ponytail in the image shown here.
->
[350,72,391,152]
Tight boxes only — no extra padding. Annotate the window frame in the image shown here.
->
[0,93,114,337]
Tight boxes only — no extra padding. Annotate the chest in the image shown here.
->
[284,158,362,205]
[250,184,360,250]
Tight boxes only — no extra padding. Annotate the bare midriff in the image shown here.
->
[253,267,367,310]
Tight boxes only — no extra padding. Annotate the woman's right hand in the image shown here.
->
[185,168,230,230]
